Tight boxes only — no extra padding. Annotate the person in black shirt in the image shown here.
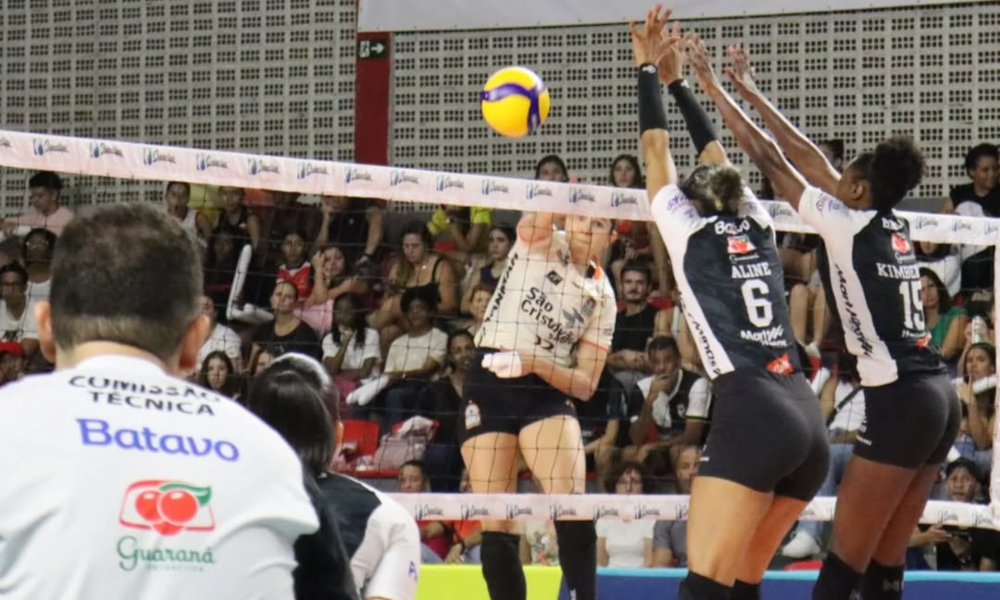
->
[943,143,1000,217]
[698,41,960,600]
[607,261,658,391]
[572,365,629,478]
[637,13,828,600]
[251,281,322,364]
[418,330,475,492]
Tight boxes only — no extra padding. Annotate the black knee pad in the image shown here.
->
[860,560,904,600]
[732,580,761,600]
[812,552,862,600]
[679,572,731,600]
[554,520,597,600]
[481,531,526,600]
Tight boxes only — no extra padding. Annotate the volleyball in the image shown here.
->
[480,66,551,138]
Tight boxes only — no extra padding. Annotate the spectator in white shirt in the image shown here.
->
[322,294,381,401]
[195,295,243,373]
[0,262,39,359]
[3,171,74,236]
[597,461,656,568]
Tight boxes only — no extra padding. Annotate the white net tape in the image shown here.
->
[0,128,997,528]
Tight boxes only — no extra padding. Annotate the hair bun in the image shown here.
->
[872,136,924,200]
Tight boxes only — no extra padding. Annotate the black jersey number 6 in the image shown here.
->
[741,279,774,328]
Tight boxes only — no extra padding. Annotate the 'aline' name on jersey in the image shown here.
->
[730,262,772,280]
[77,418,240,461]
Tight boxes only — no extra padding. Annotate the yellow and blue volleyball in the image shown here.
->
[480,67,551,138]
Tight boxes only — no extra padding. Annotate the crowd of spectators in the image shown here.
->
[3,141,998,570]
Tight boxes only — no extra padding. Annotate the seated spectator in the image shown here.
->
[3,171,74,235]
[607,262,658,391]
[198,350,242,400]
[314,195,384,268]
[465,283,493,337]
[957,299,995,379]
[300,245,370,334]
[956,342,996,477]
[398,460,453,564]
[257,191,321,267]
[573,366,629,479]
[371,222,458,353]
[535,155,569,182]
[213,186,260,252]
[322,294,381,402]
[597,461,656,568]
[624,337,711,472]
[0,340,25,386]
[164,181,212,244]
[196,295,243,373]
[418,330,475,492]
[944,144,999,291]
[373,289,448,429]
[788,274,828,358]
[250,281,321,364]
[203,231,242,314]
[652,445,700,567]
[908,459,1000,571]
[460,225,514,314]
[23,228,56,303]
[520,517,559,566]
[427,205,492,267]
[607,155,653,291]
[783,353,865,559]
[252,350,275,376]
[277,231,313,299]
[0,263,39,359]
[444,470,483,564]
[921,268,968,366]
[916,241,961,299]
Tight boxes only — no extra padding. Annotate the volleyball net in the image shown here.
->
[0,129,997,534]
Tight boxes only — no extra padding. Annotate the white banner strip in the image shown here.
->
[386,493,998,530]
[0,130,996,246]
[357,0,976,33]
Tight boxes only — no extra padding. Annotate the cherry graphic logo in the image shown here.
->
[119,480,215,536]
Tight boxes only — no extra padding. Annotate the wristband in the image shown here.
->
[667,79,718,155]
[638,64,668,134]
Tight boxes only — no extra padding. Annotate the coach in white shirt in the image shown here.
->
[0,204,347,600]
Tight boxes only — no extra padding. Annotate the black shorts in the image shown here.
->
[699,369,829,501]
[457,348,578,444]
[854,370,960,469]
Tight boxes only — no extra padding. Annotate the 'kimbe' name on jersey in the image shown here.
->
[731,262,772,279]
[876,263,920,280]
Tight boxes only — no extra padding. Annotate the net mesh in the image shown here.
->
[0,131,996,539]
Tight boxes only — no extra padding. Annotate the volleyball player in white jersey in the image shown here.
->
[458,147,617,600]
[634,7,828,600]
[247,354,421,600]
[685,37,959,600]
[0,204,344,600]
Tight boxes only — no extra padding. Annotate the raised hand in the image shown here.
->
[724,45,761,99]
[657,21,687,84]
[629,4,673,67]
[685,34,721,95]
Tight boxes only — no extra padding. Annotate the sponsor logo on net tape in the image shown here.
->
[435,175,466,192]
[90,141,125,159]
[0,136,11,150]
[116,479,216,572]
[414,504,445,520]
[526,184,554,200]
[633,504,662,520]
[390,169,420,187]
[568,187,596,204]
[610,191,640,207]
[505,503,533,520]
[549,504,579,520]
[143,147,177,166]
[32,139,70,157]
[481,178,511,196]
[460,504,490,520]
[248,157,281,176]
[345,167,374,184]
[297,161,329,180]
[593,505,620,520]
[195,154,229,171]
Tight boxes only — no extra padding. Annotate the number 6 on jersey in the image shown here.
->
[741,279,774,328]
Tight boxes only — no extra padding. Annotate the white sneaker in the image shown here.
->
[781,531,821,558]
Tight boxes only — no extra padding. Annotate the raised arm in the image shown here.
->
[725,45,840,195]
[686,37,807,209]
[631,5,679,203]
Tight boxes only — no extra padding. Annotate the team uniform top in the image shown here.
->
[650,184,800,379]
[0,355,318,600]
[315,473,421,600]
[798,186,944,386]
[475,230,617,368]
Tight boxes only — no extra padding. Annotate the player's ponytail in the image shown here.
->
[680,164,745,216]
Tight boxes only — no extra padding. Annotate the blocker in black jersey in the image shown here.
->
[650,184,800,379]
[799,185,945,387]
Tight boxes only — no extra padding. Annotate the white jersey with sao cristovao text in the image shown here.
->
[798,185,945,386]
[476,230,616,369]
[0,355,318,600]
[649,184,800,379]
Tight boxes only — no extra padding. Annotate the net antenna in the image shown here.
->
[0,129,996,529]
